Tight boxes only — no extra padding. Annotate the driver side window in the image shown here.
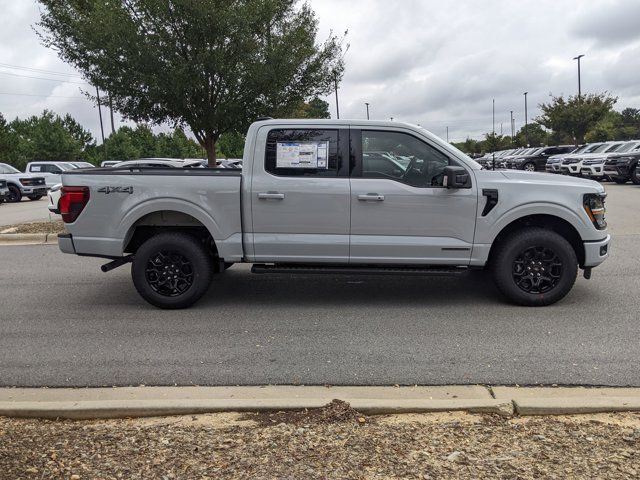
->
[361,130,449,187]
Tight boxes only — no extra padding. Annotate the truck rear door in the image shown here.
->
[249,126,351,263]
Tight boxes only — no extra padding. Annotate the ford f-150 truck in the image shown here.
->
[57,119,610,309]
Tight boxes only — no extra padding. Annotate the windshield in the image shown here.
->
[59,163,77,170]
[603,143,623,153]
[591,143,614,153]
[529,148,544,156]
[614,142,639,153]
[582,143,603,153]
[0,163,20,174]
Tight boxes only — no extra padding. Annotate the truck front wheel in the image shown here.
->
[131,232,213,309]
[491,228,578,306]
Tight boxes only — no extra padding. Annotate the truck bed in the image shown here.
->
[60,167,243,261]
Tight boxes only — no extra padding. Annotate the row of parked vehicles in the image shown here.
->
[476,140,640,185]
[0,157,242,205]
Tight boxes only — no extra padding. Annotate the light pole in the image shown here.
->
[334,71,340,119]
[573,54,584,100]
[492,98,495,136]
[523,91,529,146]
[446,126,449,143]
[365,102,370,120]
[510,110,514,143]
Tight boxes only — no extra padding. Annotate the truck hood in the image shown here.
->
[497,170,604,193]
[0,172,46,181]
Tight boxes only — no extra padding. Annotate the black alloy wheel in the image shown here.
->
[145,251,194,297]
[512,246,563,294]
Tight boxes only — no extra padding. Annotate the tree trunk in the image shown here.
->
[204,135,217,167]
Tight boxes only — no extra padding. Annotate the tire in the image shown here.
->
[612,177,627,184]
[522,162,536,172]
[131,232,213,309]
[7,185,22,203]
[28,195,43,201]
[630,166,640,185]
[491,228,578,306]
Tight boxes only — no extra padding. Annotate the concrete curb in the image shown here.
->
[0,233,58,245]
[3,385,640,419]
[0,398,514,420]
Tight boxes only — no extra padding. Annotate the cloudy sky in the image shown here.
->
[1,0,639,143]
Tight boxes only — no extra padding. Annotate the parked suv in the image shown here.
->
[0,163,48,202]
[546,143,599,173]
[583,140,640,182]
[603,141,640,184]
[25,161,77,188]
[505,145,575,172]
[560,142,624,175]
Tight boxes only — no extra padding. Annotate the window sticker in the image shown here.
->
[276,141,329,169]
[31,166,41,172]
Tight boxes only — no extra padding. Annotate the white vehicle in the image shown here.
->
[0,178,9,203]
[545,144,599,173]
[47,183,63,214]
[100,160,120,167]
[560,142,624,175]
[581,140,640,179]
[0,163,48,202]
[57,119,610,309]
[112,158,205,169]
[70,161,95,169]
[25,161,77,187]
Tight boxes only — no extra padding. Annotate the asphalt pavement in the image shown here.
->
[0,183,638,387]
[0,198,55,227]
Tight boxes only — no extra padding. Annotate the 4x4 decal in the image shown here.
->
[97,186,134,194]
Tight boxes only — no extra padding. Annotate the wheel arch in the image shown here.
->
[487,214,585,267]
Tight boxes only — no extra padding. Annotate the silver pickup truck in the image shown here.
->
[57,119,610,309]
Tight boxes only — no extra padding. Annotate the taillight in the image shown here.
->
[59,186,90,223]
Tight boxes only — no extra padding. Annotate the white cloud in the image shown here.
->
[0,0,639,143]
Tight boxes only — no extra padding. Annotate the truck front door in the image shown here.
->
[349,128,477,265]
[250,127,351,263]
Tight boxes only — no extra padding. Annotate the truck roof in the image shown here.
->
[253,118,420,129]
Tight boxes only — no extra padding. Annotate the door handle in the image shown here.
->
[358,193,385,201]
[258,192,285,200]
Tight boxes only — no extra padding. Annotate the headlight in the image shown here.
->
[617,156,633,164]
[583,193,607,230]
[19,178,34,186]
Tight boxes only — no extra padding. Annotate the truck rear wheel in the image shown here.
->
[131,232,213,309]
[491,228,578,306]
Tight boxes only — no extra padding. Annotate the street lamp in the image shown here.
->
[573,54,585,100]
[365,102,370,120]
[523,92,529,147]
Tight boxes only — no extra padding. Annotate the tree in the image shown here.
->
[515,122,549,147]
[38,0,346,165]
[290,97,331,119]
[537,93,617,145]
[217,132,245,159]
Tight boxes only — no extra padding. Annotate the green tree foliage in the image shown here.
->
[37,0,346,165]
[102,125,203,161]
[217,132,246,159]
[537,93,617,145]
[290,97,331,119]
[515,122,549,147]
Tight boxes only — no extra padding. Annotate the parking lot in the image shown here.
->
[0,198,54,227]
[0,183,638,388]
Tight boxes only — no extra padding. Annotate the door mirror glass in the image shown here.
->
[443,166,471,189]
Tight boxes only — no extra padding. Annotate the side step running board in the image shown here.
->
[251,264,468,276]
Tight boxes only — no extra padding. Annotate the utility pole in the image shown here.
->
[510,110,515,144]
[390,117,394,121]
[365,102,370,120]
[573,54,584,100]
[492,98,495,136]
[523,92,529,146]
[446,126,449,142]
[334,72,340,119]
[108,93,115,134]
[95,87,106,157]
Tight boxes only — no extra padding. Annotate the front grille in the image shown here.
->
[0,180,6,188]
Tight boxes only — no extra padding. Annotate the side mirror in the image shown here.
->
[443,166,471,189]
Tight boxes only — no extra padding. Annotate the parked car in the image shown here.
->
[100,160,120,167]
[0,178,9,203]
[546,144,599,173]
[47,183,63,214]
[25,161,77,188]
[560,142,624,175]
[602,141,640,184]
[112,158,205,168]
[582,140,640,181]
[505,145,575,172]
[57,119,610,309]
[0,163,48,202]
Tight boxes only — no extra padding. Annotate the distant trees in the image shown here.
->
[37,0,345,165]
[537,93,617,145]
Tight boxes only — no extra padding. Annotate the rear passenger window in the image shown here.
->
[265,129,339,177]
